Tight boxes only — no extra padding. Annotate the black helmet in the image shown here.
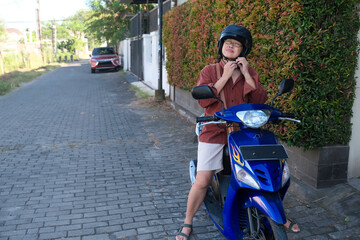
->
[217,24,253,58]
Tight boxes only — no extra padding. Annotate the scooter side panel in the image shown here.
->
[221,184,246,239]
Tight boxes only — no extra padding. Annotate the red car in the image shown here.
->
[90,47,121,73]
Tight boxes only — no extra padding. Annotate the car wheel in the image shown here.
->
[91,69,95,73]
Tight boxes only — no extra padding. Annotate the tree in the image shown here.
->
[86,0,149,48]
[0,20,7,42]
[41,10,91,55]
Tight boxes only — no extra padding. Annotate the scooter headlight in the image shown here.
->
[234,164,260,190]
[281,160,290,187]
[236,110,270,128]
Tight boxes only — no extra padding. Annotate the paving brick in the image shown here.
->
[95,225,122,234]
[56,224,81,232]
[38,226,55,233]
[38,231,67,240]
[122,221,148,230]
[137,225,164,235]
[110,229,137,239]
[82,234,110,240]
[43,219,70,227]
[67,228,95,237]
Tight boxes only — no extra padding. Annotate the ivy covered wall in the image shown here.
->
[163,0,360,150]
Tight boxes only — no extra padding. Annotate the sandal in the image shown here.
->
[285,219,300,233]
[176,223,193,239]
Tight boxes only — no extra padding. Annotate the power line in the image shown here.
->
[2,19,71,24]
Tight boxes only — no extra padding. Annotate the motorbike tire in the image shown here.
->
[265,216,288,240]
[241,207,288,240]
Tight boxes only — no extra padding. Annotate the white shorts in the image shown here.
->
[197,142,225,172]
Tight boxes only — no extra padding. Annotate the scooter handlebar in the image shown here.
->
[281,112,296,118]
[196,116,219,123]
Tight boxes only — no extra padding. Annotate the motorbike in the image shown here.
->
[190,79,300,240]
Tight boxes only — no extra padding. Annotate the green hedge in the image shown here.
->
[163,0,360,149]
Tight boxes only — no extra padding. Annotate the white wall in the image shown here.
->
[120,32,169,96]
[121,38,131,71]
[348,31,360,178]
[177,0,188,5]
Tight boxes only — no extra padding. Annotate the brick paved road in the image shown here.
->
[1,61,360,240]
[0,61,223,240]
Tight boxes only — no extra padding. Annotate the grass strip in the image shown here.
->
[0,64,61,96]
[130,84,152,99]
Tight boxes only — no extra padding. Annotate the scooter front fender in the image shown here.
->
[242,189,287,224]
[222,185,287,239]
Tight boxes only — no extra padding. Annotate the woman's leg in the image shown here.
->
[176,170,215,240]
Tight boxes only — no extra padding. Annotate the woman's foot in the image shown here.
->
[284,219,300,232]
[176,223,193,240]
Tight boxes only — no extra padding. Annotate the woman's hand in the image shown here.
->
[223,60,239,80]
[236,57,256,89]
[235,57,250,75]
[214,61,238,94]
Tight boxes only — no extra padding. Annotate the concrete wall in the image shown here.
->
[121,31,170,96]
[286,145,349,188]
[348,31,360,178]
[142,32,170,96]
[121,39,131,71]
[177,0,188,5]
[173,87,204,118]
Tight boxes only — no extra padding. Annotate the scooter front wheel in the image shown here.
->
[265,216,288,240]
[241,207,287,240]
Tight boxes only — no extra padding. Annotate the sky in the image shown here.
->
[0,0,89,30]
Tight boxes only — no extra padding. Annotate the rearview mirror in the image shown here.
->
[270,79,295,106]
[191,85,225,109]
[191,85,217,100]
[278,79,294,95]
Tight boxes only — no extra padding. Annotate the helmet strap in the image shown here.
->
[222,56,236,62]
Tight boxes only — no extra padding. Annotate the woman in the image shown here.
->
[176,24,300,240]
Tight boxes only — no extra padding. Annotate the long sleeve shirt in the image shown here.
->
[198,60,268,144]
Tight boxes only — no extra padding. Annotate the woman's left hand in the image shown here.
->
[236,57,256,89]
[235,57,249,75]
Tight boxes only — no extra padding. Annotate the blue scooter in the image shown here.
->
[190,79,300,240]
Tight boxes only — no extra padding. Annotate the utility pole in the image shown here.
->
[155,0,165,102]
[36,0,44,62]
[52,24,57,55]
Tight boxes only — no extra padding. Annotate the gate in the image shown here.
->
[130,12,145,80]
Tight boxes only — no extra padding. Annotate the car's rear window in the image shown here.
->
[92,48,115,55]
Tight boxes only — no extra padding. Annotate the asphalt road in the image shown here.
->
[1,60,360,240]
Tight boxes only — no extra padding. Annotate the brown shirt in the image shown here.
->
[198,60,268,144]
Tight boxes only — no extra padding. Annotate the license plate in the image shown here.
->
[239,145,288,161]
